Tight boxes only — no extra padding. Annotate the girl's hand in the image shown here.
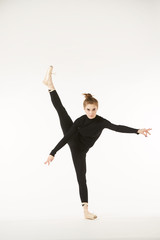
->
[137,128,152,137]
[44,155,55,165]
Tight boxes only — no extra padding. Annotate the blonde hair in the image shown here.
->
[82,93,98,108]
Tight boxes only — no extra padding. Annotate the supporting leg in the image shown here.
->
[71,149,97,220]
[73,152,88,203]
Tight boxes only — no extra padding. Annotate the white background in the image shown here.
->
[0,0,159,222]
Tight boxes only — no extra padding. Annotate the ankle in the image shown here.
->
[48,89,55,92]
[82,202,88,210]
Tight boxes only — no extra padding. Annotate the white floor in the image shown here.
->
[0,215,160,240]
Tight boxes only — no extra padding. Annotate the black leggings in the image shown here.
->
[49,90,88,203]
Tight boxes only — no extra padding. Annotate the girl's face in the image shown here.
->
[84,104,98,119]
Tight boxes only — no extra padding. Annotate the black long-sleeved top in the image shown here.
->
[50,114,139,156]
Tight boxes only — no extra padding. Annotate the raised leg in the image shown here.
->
[49,90,73,135]
[43,66,73,135]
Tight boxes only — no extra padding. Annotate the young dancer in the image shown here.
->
[43,66,152,220]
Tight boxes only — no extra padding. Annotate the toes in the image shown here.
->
[85,213,97,220]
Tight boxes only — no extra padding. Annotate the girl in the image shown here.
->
[43,66,152,220]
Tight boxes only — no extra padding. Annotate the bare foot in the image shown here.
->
[43,66,55,91]
[84,210,97,220]
[82,203,97,220]
[43,66,53,85]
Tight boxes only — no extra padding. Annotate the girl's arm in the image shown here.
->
[49,118,80,157]
[49,124,77,157]
[103,118,152,136]
[103,118,140,134]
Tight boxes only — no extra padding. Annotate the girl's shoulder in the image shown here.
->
[73,115,86,124]
[95,114,106,122]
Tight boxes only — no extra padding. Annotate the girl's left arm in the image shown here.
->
[103,118,152,136]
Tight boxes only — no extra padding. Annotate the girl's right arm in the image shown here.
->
[44,125,76,166]
[49,118,80,157]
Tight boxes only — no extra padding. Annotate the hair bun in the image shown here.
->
[82,93,98,108]
[82,93,93,99]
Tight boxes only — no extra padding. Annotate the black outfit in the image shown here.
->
[49,90,139,203]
